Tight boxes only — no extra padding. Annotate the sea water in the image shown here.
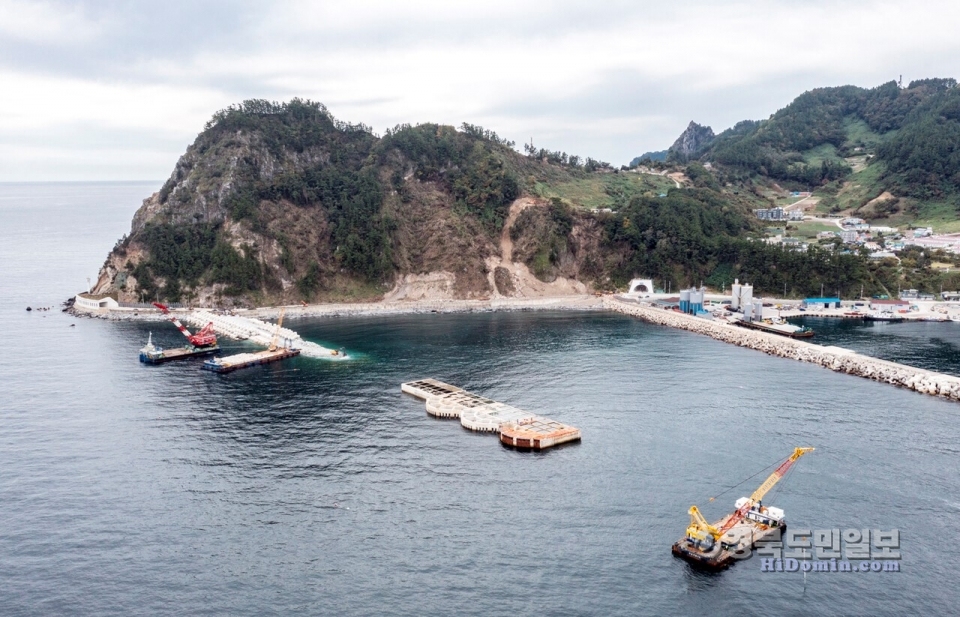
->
[1,183,958,616]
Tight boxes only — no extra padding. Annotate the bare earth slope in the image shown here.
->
[92,102,603,306]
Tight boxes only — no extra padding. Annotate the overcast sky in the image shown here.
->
[2,0,959,181]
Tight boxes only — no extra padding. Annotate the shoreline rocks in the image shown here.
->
[605,298,960,402]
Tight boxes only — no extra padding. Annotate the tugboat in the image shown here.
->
[139,332,220,364]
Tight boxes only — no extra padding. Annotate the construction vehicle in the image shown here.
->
[673,446,814,570]
[153,303,217,347]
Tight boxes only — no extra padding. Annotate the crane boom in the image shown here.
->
[153,302,217,347]
[268,308,286,351]
[750,447,814,504]
[688,447,814,543]
[715,446,814,537]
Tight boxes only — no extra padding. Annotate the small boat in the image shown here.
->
[864,312,905,322]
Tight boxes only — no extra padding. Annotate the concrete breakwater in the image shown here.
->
[605,298,960,402]
[182,310,346,360]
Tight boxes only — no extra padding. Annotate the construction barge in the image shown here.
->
[139,334,220,364]
[202,307,300,373]
[734,318,814,339]
[673,447,814,571]
[201,348,300,373]
[401,379,581,450]
[139,304,222,365]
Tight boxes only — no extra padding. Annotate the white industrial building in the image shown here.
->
[74,293,120,311]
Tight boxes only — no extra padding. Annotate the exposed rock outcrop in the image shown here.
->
[668,121,715,161]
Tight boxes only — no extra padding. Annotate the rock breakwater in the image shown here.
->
[606,298,960,402]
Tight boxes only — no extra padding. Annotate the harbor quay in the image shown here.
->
[605,297,960,402]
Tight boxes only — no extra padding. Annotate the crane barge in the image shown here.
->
[672,447,814,570]
[139,303,221,364]
[139,331,221,364]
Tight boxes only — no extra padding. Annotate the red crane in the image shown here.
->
[153,303,217,347]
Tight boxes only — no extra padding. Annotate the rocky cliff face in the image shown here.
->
[92,101,607,306]
[668,121,715,161]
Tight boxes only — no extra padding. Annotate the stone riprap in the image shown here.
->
[605,298,960,401]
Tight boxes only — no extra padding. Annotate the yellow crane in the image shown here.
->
[685,447,814,550]
[268,308,286,352]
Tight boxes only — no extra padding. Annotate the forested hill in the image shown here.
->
[669,78,960,205]
[93,97,960,307]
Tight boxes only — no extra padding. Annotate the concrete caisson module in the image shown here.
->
[401,379,581,450]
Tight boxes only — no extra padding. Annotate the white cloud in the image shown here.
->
[1,0,959,180]
[0,0,100,43]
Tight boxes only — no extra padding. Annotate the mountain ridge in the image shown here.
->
[93,83,960,307]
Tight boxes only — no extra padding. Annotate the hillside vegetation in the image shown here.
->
[664,78,960,224]
[94,89,960,306]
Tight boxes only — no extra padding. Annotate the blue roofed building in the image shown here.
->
[802,297,841,310]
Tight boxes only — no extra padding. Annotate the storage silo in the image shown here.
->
[754,302,764,321]
[731,279,742,310]
[679,289,691,313]
[742,283,754,310]
[742,302,754,322]
[690,288,704,314]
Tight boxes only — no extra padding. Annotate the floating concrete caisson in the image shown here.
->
[401,379,581,449]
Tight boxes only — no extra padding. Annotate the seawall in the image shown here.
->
[605,298,960,402]
[69,295,605,321]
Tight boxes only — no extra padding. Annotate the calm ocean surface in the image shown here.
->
[1,183,959,616]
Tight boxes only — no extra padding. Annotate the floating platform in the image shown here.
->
[499,418,582,450]
[400,379,581,450]
[140,344,220,364]
[202,348,301,373]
